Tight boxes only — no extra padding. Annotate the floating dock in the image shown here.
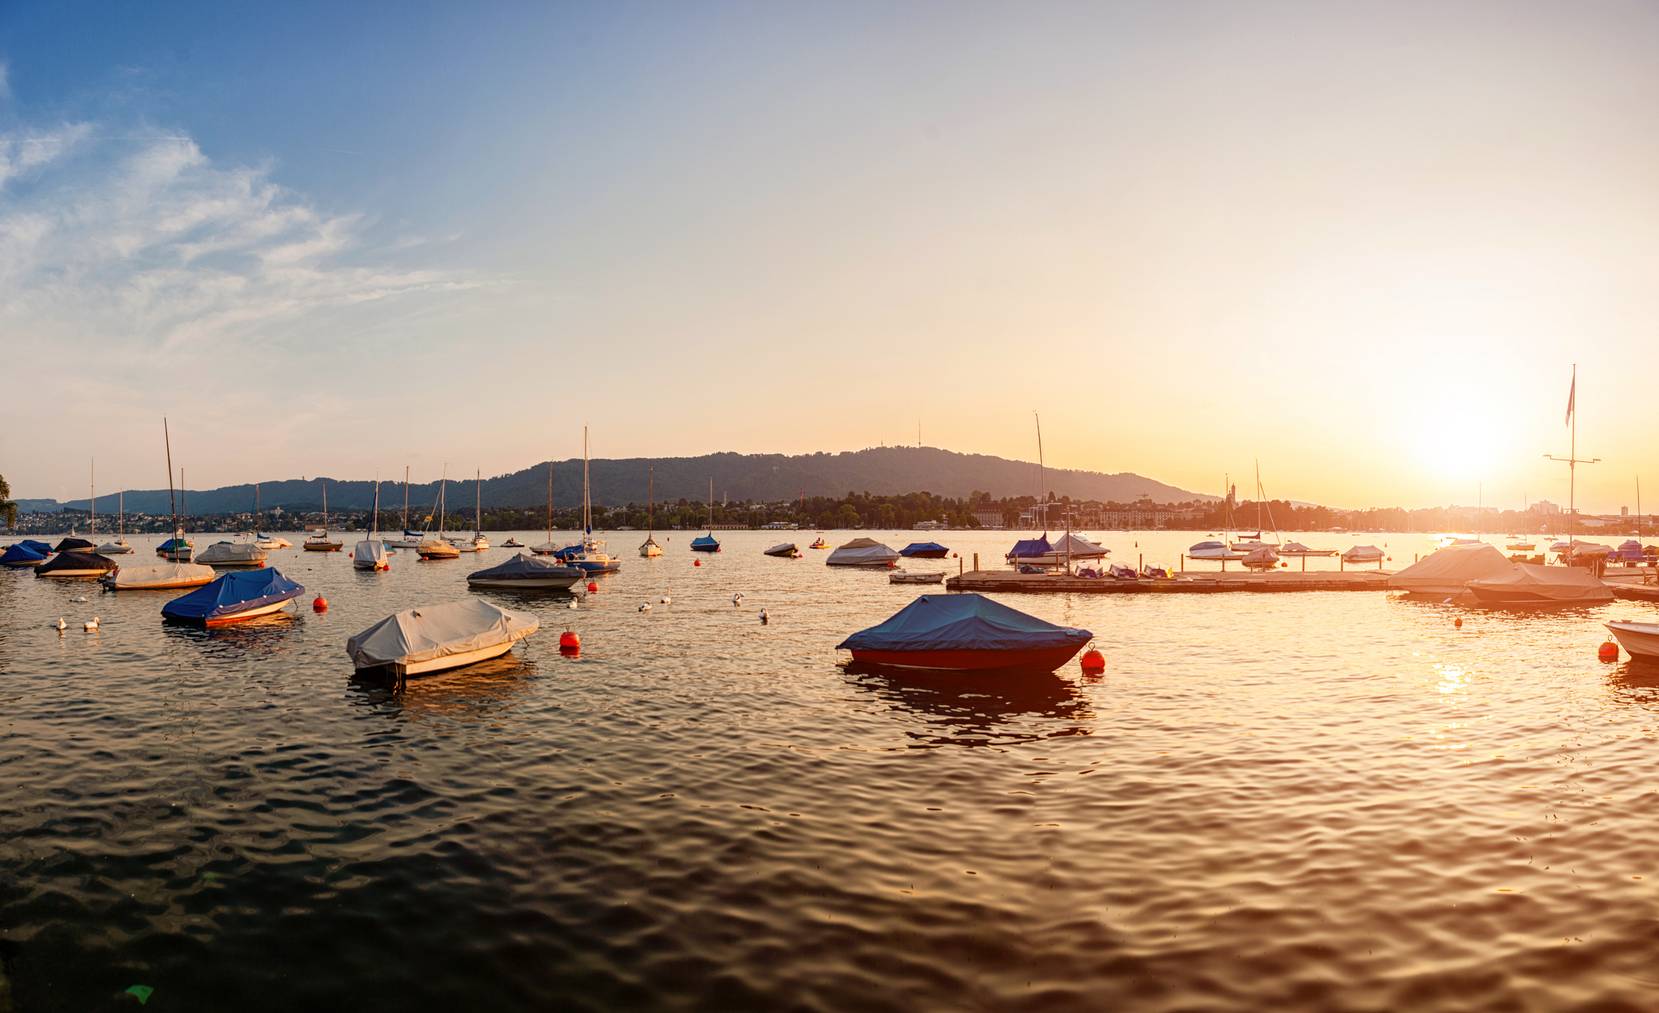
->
[945,569,1394,595]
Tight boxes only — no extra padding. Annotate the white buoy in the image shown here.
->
[54,617,67,631]
[84,616,99,632]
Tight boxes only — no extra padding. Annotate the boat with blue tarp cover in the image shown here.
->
[836,593,1092,673]
[1,544,48,568]
[900,541,950,559]
[1005,535,1052,564]
[18,539,52,556]
[161,568,305,626]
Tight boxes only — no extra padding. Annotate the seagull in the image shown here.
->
[659,595,671,604]
[54,617,67,631]
[567,600,578,609]
[83,617,99,632]
[71,595,89,603]
[759,609,768,625]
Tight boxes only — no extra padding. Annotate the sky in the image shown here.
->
[3,0,1658,512]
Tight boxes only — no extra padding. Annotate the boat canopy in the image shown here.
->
[0,544,47,566]
[1387,542,1512,594]
[826,537,900,566]
[158,537,191,551]
[347,599,537,670]
[1343,544,1385,562]
[1611,539,1646,563]
[467,553,580,581]
[899,541,949,557]
[162,568,303,621]
[353,539,389,568]
[837,593,1091,652]
[1041,533,1109,560]
[19,539,52,555]
[36,550,116,576]
[103,562,216,589]
[53,537,95,554]
[690,534,721,549]
[1006,536,1053,560]
[1467,562,1614,603]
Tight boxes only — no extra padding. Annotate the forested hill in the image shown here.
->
[37,446,1209,515]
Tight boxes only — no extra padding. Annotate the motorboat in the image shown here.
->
[1241,546,1280,571]
[809,536,829,550]
[1466,563,1614,606]
[1606,621,1659,661]
[889,569,944,584]
[1011,532,1107,567]
[346,599,538,678]
[353,480,391,570]
[1505,537,1536,552]
[162,568,305,626]
[1278,542,1337,557]
[826,537,900,568]
[1342,544,1386,565]
[36,550,117,579]
[255,533,293,549]
[502,537,524,548]
[97,537,133,555]
[1006,535,1052,566]
[304,529,343,552]
[837,594,1092,673]
[53,537,95,555]
[466,553,585,590]
[691,477,721,552]
[899,542,950,559]
[196,541,270,567]
[1188,540,1246,561]
[157,534,193,561]
[102,562,217,591]
[0,543,47,568]
[1387,543,1513,596]
[764,542,801,558]
[640,465,664,557]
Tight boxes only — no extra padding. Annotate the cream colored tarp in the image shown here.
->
[827,538,899,566]
[104,562,216,589]
[1387,542,1514,595]
[1027,533,1109,562]
[1467,563,1614,603]
[347,599,538,669]
[353,539,388,567]
[195,541,267,564]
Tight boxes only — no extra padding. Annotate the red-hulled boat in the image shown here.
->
[837,594,1092,673]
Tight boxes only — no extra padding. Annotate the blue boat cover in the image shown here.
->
[690,534,720,549]
[162,568,304,621]
[900,542,949,556]
[836,594,1091,652]
[1,544,46,565]
[19,539,52,555]
[53,537,95,554]
[158,537,191,551]
[1006,536,1052,559]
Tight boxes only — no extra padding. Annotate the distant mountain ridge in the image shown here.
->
[30,446,1212,515]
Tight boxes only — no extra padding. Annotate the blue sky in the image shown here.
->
[5,2,1659,510]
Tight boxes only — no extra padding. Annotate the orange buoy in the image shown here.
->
[1080,648,1105,673]
[586,581,598,593]
[312,596,328,612]
[1599,640,1619,662]
[693,559,701,567]
[1454,617,1462,628]
[559,630,581,655]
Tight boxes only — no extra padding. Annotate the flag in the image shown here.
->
[1565,371,1575,426]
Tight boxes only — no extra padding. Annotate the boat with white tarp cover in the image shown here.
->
[1466,563,1614,606]
[1387,542,1514,596]
[102,562,217,591]
[346,599,539,678]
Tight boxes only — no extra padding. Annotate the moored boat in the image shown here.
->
[1466,563,1613,606]
[102,562,217,591]
[1278,542,1338,557]
[162,568,305,626]
[899,541,950,559]
[1241,546,1280,571]
[1387,542,1513,596]
[640,465,663,557]
[837,593,1092,673]
[0,543,48,568]
[1342,544,1386,565]
[502,537,524,548]
[346,599,538,678]
[1188,539,1246,561]
[157,535,194,561]
[53,537,95,555]
[1606,620,1659,661]
[764,542,801,558]
[466,553,584,590]
[809,536,829,550]
[691,478,720,552]
[256,533,293,549]
[36,550,117,579]
[196,541,270,568]
[354,480,391,571]
[888,569,944,584]
[826,537,900,568]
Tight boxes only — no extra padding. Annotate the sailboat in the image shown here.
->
[304,479,343,550]
[531,461,564,555]
[1230,461,1282,555]
[253,483,292,548]
[157,420,193,561]
[1189,476,1248,562]
[95,464,133,554]
[566,427,620,573]
[417,470,461,559]
[461,469,489,551]
[385,467,424,548]
[690,478,721,552]
[353,479,391,570]
[639,465,663,557]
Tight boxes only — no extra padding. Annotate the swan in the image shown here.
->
[83,616,99,632]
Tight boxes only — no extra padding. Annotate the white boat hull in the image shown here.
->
[396,639,517,677]
[466,576,582,590]
[1607,621,1659,660]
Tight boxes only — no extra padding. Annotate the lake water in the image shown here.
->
[3,527,1657,1011]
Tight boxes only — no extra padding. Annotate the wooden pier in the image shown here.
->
[945,568,1394,595]
[1605,570,1659,604]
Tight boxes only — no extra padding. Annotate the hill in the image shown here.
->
[32,447,1210,515]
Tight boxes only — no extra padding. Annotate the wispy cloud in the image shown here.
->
[0,121,486,357]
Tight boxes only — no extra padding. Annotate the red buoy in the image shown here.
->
[1454,618,1462,628]
[559,630,581,655]
[1599,640,1619,662]
[312,596,328,612]
[693,559,701,567]
[1080,648,1105,673]
[586,581,598,593]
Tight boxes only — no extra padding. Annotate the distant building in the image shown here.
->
[972,510,1004,529]
[1531,500,1562,515]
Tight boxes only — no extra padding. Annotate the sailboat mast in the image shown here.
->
[1570,363,1576,550]
[647,465,654,536]
[118,489,124,538]
[180,468,186,526]
[403,466,410,531]
[1034,411,1046,532]
[439,468,447,538]
[582,427,592,535]
[707,477,714,528]
[321,479,328,532]
[546,461,554,543]
[475,468,481,534]
[90,459,96,537]
[371,479,381,536]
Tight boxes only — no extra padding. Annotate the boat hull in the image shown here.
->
[466,575,582,590]
[690,543,721,553]
[303,542,342,552]
[847,644,1086,673]
[1468,587,1613,607]
[36,569,108,579]
[1607,621,1659,660]
[900,549,949,559]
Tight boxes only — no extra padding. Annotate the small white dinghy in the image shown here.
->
[347,599,539,679]
[1605,621,1659,661]
[889,569,945,584]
